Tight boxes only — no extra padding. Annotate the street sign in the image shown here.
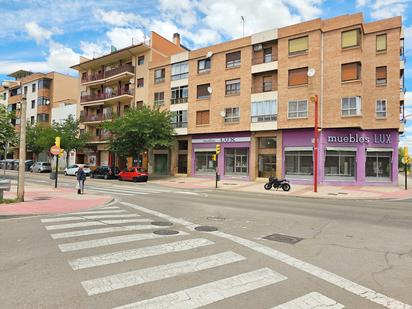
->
[50,145,61,156]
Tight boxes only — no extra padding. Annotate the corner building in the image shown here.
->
[148,13,405,185]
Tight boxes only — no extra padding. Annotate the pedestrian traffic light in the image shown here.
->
[211,154,216,161]
[216,144,221,154]
[55,136,61,148]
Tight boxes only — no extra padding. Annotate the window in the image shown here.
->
[285,150,313,176]
[32,83,36,92]
[171,110,188,128]
[37,97,50,105]
[154,68,165,83]
[178,140,188,150]
[2,92,6,100]
[226,51,241,68]
[376,66,387,85]
[225,148,248,175]
[197,83,210,99]
[288,67,308,86]
[30,116,35,125]
[251,100,277,122]
[341,96,361,116]
[136,101,143,108]
[224,107,240,123]
[37,113,49,122]
[171,86,188,104]
[341,29,361,48]
[96,128,101,136]
[341,62,361,82]
[38,79,51,89]
[376,99,387,118]
[259,137,276,149]
[171,61,189,80]
[137,78,144,88]
[225,79,240,95]
[376,34,387,52]
[195,152,216,175]
[288,100,308,119]
[263,76,272,92]
[288,36,308,55]
[196,110,210,125]
[325,150,356,179]
[263,47,273,63]
[31,100,35,109]
[24,86,28,95]
[366,151,391,180]
[198,58,211,73]
[138,56,144,65]
[154,92,164,105]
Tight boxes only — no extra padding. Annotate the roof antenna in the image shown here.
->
[241,16,245,37]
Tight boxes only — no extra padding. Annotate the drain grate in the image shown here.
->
[263,233,303,245]
[151,221,173,227]
[195,226,218,232]
[153,229,179,235]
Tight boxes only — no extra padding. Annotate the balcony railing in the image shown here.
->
[172,122,188,128]
[89,132,112,142]
[81,88,134,103]
[251,84,277,93]
[252,55,277,65]
[251,114,277,123]
[80,112,116,122]
[82,64,134,83]
[170,97,188,104]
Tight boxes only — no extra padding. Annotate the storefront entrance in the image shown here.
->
[178,154,188,174]
[195,151,216,175]
[224,148,248,176]
[154,154,168,175]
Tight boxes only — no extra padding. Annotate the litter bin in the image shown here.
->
[50,172,56,180]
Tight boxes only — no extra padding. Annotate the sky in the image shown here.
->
[0,0,411,149]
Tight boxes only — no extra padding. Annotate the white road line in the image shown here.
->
[113,268,286,309]
[41,214,139,223]
[100,206,119,209]
[272,292,344,309]
[69,210,127,215]
[58,231,188,252]
[51,224,157,239]
[81,251,245,296]
[69,238,214,270]
[120,202,412,309]
[45,219,151,230]
[176,191,199,195]
[88,187,148,195]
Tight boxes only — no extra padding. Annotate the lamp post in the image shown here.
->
[307,68,318,193]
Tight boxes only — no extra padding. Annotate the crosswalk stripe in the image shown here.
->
[69,210,127,215]
[88,187,148,195]
[272,292,344,309]
[45,219,151,230]
[41,214,140,223]
[51,225,158,239]
[100,206,119,209]
[58,231,188,252]
[69,238,214,270]
[81,251,245,296]
[113,267,286,309]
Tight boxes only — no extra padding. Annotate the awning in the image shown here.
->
[194,148,216,152]
[366,148,393,152]
[326,147,357,152]
[284,146,313,151]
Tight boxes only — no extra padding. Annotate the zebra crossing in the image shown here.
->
[40,204,349,308]
[86,184,202,197]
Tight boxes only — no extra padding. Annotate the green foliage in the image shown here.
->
[0,105,17,150]
[399,146,410,171]
[103,106,175,158]
[26,123,56,156]
[53,115,89,154]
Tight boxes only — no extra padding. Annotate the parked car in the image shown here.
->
[64,164,91,176]
[5,159,16,170]
[118,167,148,182]
[31,162,52,173]
[14,160,34,171]
[90,166,120,179]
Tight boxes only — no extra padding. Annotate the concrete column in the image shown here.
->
[276,130,283,179]
[249,134,257,181]
[170,141,178,176]
[187,136,193,176]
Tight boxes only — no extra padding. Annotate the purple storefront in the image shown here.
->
[191,132,251,180]
[282,128,399,186]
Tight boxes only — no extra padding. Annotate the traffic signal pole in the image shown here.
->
[55,155,59,188]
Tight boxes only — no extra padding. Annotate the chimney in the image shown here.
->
[173,33,180,47]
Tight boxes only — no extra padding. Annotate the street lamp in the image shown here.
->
[307,68,318,193]
[2,80,27,202]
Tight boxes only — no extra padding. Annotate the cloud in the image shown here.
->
[357,0,410,19]
[47,42,79,74]
[93,9,142,27]
[106,28,146,49]
[80,41,110,59]
[25,22,53,44]
[0,60,51,75]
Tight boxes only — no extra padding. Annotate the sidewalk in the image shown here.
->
[150,175,412,200]
[0,181,112,216]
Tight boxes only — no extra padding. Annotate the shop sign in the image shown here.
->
[192,137,251,144]
[327,133,391,144]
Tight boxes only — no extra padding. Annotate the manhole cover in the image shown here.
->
[263,233,303,245]
[153,229,179,235]
[195,226,218,232]
[151,221,173,226]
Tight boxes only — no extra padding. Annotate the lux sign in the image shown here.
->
[192,137,251,144]
[327,134,391,144]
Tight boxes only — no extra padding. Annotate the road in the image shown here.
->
[1,172,412,308]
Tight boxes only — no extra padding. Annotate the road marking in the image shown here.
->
[88,187,148,195]
[100,206,119,209]
[45,219,151,230]
[176,191,199,195]
[81,251,245,296]
[69,238,214,270]
[58,231,188,252]
[41,214,140,223]
[50,225,158,239]
[272,292,344,309]
[69,210,127,215]
[120,202,412,309]
[113,268,286,309]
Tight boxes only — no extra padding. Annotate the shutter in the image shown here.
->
[226,51,241,61]
[288,68,308,86]
[376,34,387,51]
[203,110,209,124]
[376,66,386,79]
[197,84,209,98]
[289,36,308,54]
[341,63,359,81]
[342,29,359,48]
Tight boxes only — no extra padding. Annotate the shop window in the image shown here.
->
[154,92,164,105]
[171,110,187,128]
[226,51,241,68]
[376,66,387,85]
[195,152,216,175]
[325,150,356,179]
[252,100,277,122]
[224,148,248,175]
[259,137,276,149]
[197,83,210,99]
[225,79,240,95]
[341,62,361,82]
[376,99,387,118]
[288,67,308,86]
[366,151,391,180]
[341,96,361,116]
[285,150,313,177]
[198,58,211,73]
[341,29,361,49]
[288,36,308,55]
[154,68,165,84]
[376,34,387,52]
[196,110,209,125]
[258,154,276,178]
[288,100,307,119]
[224,107,240,123]
[171,61,189,80]
[171,86,188,104]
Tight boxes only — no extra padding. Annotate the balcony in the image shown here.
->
[251,56,278,74]
[251,84,277,94]
[81,64,135,85]
[8,94,21,105]
[37,104,50,114]
[172,122,188,128]
[170,97,188,104]
[81,88,134,105]
[250,114,278,131]
[88,132,112,143]
[80,111,117,123]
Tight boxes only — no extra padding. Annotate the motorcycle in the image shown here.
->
[264,176,291,192]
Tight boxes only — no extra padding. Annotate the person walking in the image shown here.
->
[76,166,86,194]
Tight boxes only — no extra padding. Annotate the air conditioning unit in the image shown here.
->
[253,44,263,51]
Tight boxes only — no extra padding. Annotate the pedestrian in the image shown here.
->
[76,166,86,194]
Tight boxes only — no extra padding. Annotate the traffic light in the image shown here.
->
[59,149,64,158]
[55,136,61,148]
[211,154,216,161]
[405,146,409,160]
[215,144,221,154]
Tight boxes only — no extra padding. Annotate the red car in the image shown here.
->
[118,167,148,182]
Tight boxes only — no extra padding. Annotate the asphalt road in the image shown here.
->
[1,172,411,308]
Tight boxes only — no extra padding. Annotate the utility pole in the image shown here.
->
[17,95,27,202]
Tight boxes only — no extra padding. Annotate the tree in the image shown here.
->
[103,106,175,159]
[0,105,17,159]
[26,123,56,160]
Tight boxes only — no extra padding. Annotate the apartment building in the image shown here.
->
[71,31,186,168]
[148,13,404,186]
[3,70,79,160]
